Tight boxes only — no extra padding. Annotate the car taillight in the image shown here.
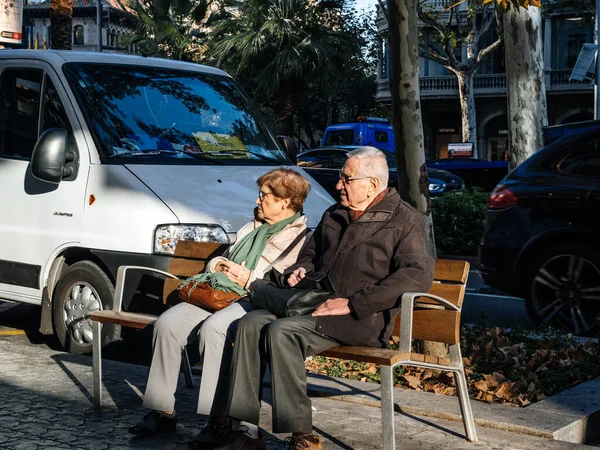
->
[488,185,518,209]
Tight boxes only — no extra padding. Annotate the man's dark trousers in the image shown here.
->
[228,309,339,433]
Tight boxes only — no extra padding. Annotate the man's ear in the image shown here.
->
[370,177,380,193]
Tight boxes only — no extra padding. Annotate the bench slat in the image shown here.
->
[421,283,466,307]
[163,278,183,305]
[168,259,206,277]
[173,241,228,259]
[90,311,158,329]
[318,346,451,367]
[433,259,470,284]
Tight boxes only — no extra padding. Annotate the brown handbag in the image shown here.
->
[178,282,242,311]
[177,228,309,312]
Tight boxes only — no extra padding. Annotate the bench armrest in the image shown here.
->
[113,265,179,312]
[397,291,461,353]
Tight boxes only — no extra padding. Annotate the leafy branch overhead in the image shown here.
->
[482,0,541,9]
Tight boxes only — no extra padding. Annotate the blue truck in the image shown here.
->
[321,117,394,153]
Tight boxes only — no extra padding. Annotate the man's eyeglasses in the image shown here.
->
[338,170,372,185]
[258,191,273,201]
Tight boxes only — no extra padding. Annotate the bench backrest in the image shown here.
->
[163,241,469,346]
[162,241,229,304]
[392,259,470,346]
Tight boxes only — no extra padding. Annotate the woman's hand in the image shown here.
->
[221,261,251,287]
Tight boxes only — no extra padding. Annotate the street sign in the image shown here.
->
[569,43,598,82]
[0,0,23,44]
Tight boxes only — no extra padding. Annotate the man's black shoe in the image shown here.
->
[129,410,177,437]
[189,417,233,449]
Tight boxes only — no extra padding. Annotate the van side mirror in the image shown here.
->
[31,128,78,184]
[277,135,298,164]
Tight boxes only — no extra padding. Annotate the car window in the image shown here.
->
[558,140,600,178]
[330,151,350,168]
[375,131,389,143]
[0,69,43,160]
[297,151,332,168]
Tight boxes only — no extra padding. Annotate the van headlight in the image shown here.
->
[154,225,229,255]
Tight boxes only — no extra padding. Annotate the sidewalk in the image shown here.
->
[0,339,596,450]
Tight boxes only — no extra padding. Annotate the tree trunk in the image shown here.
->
[50,0,73,50]
[388,0,435,257]
[503,5,547,170]
[456,71,478,158]
[388,0,445,359]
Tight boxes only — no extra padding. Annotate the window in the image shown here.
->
[558,140,600,178]
[0,69,43,160]
[73,25,84,46]
[553,17,593,69]
[375,131,389,143]
[324,130,354,146]
[297,151,332,168]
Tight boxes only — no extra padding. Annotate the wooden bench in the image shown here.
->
[90,242,476,447]
[318,259,477,448]
[90,241,227,406]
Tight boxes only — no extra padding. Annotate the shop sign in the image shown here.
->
[0,0,23,44]
[498,129,508,135]
[437,128,456,133]
[448,142,474,157]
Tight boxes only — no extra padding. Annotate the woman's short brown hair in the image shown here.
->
[257,168,311,212]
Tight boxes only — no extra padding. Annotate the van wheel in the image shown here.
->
[53,261,115,354]
[525,244,600,336]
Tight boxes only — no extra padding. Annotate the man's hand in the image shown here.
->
[312,298,351,317]
[288,267,307,287]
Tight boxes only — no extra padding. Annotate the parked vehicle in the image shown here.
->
[321,117,394,153]
[0,50,334,353]
[427,157,508,191]
[297,146,465,198]
[479,120,600,335]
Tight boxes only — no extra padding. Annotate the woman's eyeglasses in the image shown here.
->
[258,191,273,201]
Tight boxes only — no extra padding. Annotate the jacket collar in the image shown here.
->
[331,189,401,224]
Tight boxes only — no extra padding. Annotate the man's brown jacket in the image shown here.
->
[287,188,434,348]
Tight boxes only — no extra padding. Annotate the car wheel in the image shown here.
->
[53,261,116,354]
[525,244,600,336]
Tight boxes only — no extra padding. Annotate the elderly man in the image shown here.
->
[217,146,434,450]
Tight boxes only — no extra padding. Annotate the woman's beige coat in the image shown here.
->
[205,214,309,291]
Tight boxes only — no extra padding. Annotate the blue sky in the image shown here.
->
[355,0,377,11]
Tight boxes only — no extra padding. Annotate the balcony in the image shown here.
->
[376,70,593,102]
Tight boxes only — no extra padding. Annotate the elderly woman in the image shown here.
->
[130,168,311,448]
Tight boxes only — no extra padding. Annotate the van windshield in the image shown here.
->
[63,63,288,164]
[324,129,354,146]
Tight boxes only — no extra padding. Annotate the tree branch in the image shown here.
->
[420,44,450,67]
[474,36,502,66]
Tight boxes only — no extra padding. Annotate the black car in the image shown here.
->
[479,120,600,335]
[297,146,465,198]
[426,158,509,191]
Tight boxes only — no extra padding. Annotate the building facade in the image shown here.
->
[21,0,135,52]
[376,1,595,161]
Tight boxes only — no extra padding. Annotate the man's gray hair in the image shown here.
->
[347,146,389,190]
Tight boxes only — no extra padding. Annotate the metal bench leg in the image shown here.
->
[92,320,103,407]
[450,344,477,442]
[182,348,194,389]
[380,365,396,450]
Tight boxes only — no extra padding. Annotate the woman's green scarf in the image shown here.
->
[178,212,301,298]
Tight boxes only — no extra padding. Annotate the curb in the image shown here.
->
[283,373,600,445]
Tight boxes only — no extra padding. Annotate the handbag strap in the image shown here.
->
[263,227,309,275]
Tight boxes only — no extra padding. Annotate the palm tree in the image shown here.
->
[50,0,73,49]
[208,0,356,136]
[122,0,223,61]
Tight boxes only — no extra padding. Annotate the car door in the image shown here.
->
[0,62,88,302]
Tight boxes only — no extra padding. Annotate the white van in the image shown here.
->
[0,50,333,353]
